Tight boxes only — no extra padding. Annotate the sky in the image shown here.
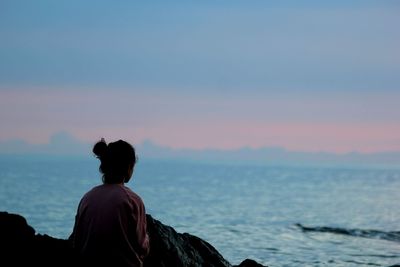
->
[0,1,399,154]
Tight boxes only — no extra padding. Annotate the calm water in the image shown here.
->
[0,155,399,266]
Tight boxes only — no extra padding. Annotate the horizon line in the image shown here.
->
[1,132,400,156]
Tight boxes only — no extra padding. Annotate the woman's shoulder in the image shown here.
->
[84,184,106,195]
[82,184,123,199]
[122,186,145,205]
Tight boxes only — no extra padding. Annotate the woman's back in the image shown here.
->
[73,184,149,267]
[71,139,149,267]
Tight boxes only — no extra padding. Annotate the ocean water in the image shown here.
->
[0,155,399,267]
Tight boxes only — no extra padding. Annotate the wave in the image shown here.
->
[296,223,400,243]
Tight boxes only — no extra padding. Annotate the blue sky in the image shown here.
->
[0,1,399,153]
[1,1,399,90]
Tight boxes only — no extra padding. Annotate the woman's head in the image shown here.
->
[92,138,138,184]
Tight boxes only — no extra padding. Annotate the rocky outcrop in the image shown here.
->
[0,211,266,267]
[0,211,75,267]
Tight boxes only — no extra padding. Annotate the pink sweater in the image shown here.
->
[71,184,150,267]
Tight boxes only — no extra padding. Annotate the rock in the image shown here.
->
[0,211,267,267]
[233,259,266,267]
[144,215,231,267]
[0,211,76,267]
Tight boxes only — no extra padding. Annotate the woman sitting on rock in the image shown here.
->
[70,138,149,267]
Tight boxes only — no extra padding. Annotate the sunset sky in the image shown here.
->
[0,1,399,153]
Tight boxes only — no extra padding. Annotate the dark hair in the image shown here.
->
[93,138,138,184]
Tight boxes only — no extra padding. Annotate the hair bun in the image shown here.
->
[93,138,108,158]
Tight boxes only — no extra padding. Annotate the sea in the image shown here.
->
[0,155,399,267]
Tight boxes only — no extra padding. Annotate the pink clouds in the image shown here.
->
[0,87,399,154]
[131,121,400,153]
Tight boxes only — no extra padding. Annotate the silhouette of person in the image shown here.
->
[70,138,150,267]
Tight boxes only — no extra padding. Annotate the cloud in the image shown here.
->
[0,89,399,153]
[0,131,90,156]
[1,132,399,168]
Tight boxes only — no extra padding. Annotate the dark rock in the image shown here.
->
[234,259,265,267]
[144,214,231,267]
[0,211,36,266]
[0,211,267,267]
[0,211,76,267]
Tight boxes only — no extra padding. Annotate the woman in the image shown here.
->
[70,138,150,267]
